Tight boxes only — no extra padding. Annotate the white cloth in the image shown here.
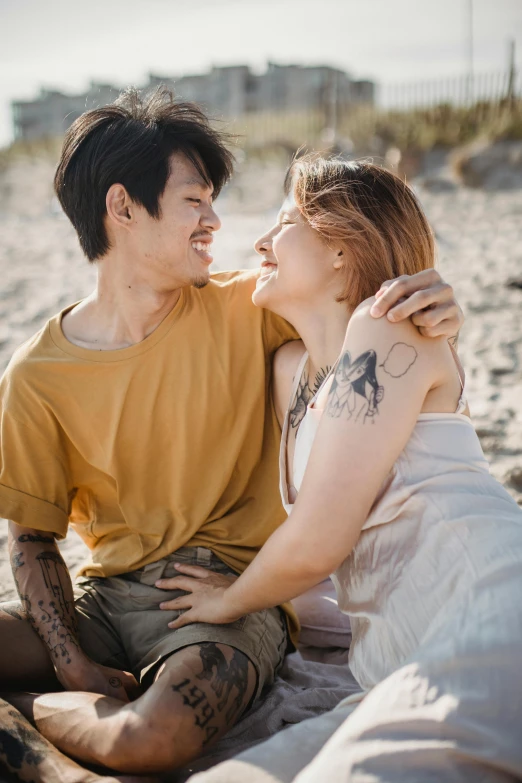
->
[279,350,522,779]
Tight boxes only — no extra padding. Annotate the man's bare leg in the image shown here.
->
[0,697,155,783]
[0,606,59,692]
[9,642,256,775]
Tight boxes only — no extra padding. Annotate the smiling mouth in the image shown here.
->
[260,261,278,278]
[191,240,213,265]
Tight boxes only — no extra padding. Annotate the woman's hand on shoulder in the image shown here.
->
[272,339,306,428]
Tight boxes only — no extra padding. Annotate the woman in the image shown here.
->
[158,157,522,782]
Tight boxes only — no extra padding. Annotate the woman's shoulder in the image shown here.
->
[346,296,452,392]
[350,296,445,353]
[272,340,306,427]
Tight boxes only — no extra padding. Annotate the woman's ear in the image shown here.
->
[333,249,344,270]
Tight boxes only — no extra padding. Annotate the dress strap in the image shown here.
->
[448,341,465,391]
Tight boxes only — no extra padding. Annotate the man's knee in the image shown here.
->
[105,643,257,773]
[103,711,198,773]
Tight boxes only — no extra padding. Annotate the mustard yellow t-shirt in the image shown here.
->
[0,270,299,634]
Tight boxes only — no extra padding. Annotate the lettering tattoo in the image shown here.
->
[18,533,55,544]
[326,343,417,423]
[171,643,251,746]
[289,363,332,429]
[12,548,80,665]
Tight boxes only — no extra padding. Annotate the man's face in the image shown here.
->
[132,152,221,290]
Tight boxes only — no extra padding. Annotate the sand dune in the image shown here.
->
[0,155,521,602]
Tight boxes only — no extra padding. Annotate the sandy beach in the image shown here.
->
[0,153,521,602]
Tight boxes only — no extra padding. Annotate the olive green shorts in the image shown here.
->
[74,546,288,699]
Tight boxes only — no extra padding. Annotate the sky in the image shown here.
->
[1,0,521,148]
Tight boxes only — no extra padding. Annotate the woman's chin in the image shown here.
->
[252,274,276,308]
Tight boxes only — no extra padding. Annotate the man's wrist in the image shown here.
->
[53,650,94,681]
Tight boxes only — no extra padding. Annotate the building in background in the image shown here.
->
[12,63,375,141]
[12,82,121,141]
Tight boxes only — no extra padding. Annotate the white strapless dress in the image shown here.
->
[278,351,522,781]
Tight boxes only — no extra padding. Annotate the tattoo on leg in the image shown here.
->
[10,552,25,571]
[171,677,219,745]
[0,700,45,774]
[18,534,55,545]
[171,643,252,746]
[197,644,250,723]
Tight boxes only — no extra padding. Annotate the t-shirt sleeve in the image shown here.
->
[262,310,300,355]
[0,407,70,539]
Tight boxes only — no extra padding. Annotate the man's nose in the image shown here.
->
[202,204,221,232]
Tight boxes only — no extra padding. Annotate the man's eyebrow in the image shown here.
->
[183,177,213,193]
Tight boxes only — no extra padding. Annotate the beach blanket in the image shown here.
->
[170,650,360,782]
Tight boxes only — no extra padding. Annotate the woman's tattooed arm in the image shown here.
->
[326,342,418,423]
[289,364,332,429]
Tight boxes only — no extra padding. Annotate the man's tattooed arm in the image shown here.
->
[7,523,82,670]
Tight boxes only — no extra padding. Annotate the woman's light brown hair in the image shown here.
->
[285,156,435,308]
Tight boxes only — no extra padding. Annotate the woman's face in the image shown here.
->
[252,196,341,314]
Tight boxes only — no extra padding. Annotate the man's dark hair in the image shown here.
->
[54,86,235,261]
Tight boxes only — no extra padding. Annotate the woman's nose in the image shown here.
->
[254,232,272,256]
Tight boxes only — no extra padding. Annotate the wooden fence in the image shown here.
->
[230,69,522,153]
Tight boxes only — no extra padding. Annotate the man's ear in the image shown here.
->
[106,183,133,229]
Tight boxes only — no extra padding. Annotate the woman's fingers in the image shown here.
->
[175,564,213,578]
[159,594,194,611]
[156,575,200,593]
[168,611,194,629]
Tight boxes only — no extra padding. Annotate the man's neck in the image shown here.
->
[61,259,183,351]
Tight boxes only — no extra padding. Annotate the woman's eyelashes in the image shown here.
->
[187,198,201,205]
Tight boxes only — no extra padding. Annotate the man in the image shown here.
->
[0,87,463,781]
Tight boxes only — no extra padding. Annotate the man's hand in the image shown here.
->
[156,565,240,629]
[370,269,464,339]
[58,658,141,702]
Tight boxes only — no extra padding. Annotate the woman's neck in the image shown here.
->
[286,301,353,386]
